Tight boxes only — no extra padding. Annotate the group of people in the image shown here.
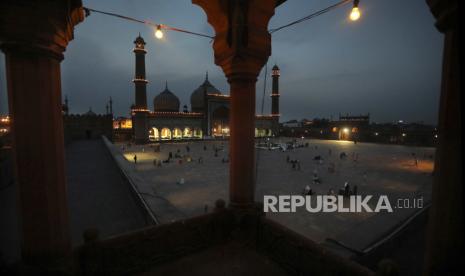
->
[286,156,302,170]
[302,181,359,198]
[288,144,366,198]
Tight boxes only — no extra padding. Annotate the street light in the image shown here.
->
[350,0,361,21]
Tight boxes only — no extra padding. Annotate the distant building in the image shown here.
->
[0,115,10,137]
[329,113,370,140]
[63,107,113,142]
[127,34,280,144]
[280,114,436,146]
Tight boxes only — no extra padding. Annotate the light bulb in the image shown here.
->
[350,7,361,21]
[155,25,164,39]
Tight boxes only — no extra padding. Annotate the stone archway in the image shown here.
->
[172,128,182,139]
[211,105,229,137]
[149,127,159,141]
[193,128,203,139]
[183,127,193,138]
[160,127,171,140]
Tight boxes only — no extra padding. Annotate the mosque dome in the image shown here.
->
[153,82,180,112]
[190,72,221,112]
[84,107,96,116]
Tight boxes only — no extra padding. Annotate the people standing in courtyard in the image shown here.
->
[312,172,321,185]
[340,152,347,159]
[133,155,137,164]
[344,181,350,197]
[303,185,313,196]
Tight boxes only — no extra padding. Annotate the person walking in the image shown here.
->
[133,155,137,164]
[344,181,350,197]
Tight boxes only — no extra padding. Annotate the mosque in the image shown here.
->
[130,34,281,143]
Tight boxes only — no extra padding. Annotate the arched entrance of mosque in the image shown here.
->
[149,127,159,141]
[338,127,350,140]
[193,128,203,139]
[160,127,171,140]
[183,127,193,138]
[172,128,182,139]
[211,105,229,137]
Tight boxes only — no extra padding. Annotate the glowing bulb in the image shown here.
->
[350,7,361,21]
[155,25,164,39]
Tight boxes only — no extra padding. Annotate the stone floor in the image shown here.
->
[138,241,290,276]
[0,139,147,263]
[116,138,434,249]
[66,139,147,245]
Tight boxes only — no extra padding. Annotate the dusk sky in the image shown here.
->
[0,0,443,124]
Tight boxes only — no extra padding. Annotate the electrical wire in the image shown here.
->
[269,0,352,34]
[85,0,354,40]
[83,7,214,39]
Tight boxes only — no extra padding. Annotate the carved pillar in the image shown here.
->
[424,0,461,275]
[193,0,284,208]
[0,0,84,263]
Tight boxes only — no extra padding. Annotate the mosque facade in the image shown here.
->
[130,35,281,143]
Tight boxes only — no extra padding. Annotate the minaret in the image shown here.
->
[271,64,280,118]
[64,95,69,115]
[109,96,113,114]
[132,34,149,144]
[271,64,280,136]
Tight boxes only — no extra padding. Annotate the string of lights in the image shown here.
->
[269,0,358,34]
[83,7,214,39]
[84,1,361,40]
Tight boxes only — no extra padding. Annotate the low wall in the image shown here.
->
[258,217,375,276]
[101,135,158,225]
[77,209,234,275]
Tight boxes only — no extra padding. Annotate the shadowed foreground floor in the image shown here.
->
[66,139,147,245]
[138,241,289,276]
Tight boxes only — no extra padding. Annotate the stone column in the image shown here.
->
[193,0,284,208]
[0,0,84,263]
[424,0,461,275]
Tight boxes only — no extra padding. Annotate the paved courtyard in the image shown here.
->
[116,138,434,248]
